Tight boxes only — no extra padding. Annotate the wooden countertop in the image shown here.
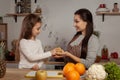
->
[1,68,65,80]
[1,68,85,80]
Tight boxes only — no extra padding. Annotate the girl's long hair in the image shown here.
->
[74,8,93,59]
[20,14,41,40]
[15,14,41,62]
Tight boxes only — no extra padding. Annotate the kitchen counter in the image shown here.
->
[1,68,65,80]
[1,68,85,80]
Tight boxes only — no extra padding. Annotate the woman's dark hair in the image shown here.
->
[20,14,42,40]
[74,8,93,59]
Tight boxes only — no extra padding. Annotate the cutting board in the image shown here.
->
[25,70,63,78]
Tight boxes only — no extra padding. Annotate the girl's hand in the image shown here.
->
[51,49,56,56]
[31,64,39,70]
[51,47,64,56]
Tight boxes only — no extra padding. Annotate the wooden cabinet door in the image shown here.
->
[0,23,7,49]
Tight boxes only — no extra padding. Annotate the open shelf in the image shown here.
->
[96,12,120,15]
[15,0,37,3]
[96,12,120,22]
[6,13,41,16]
[6,13,41,22]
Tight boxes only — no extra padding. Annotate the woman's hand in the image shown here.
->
[53,55,64,58]
[64,51,70,57]
[54,47,66,57]
[55,50,66,56]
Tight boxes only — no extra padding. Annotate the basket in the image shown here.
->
[0,59,6,78]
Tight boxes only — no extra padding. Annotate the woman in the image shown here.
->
[57,8,100,68]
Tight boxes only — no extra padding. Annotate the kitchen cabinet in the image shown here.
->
[15,0,37,3]
[0,23,7,49]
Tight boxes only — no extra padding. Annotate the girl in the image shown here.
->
[56,8,100,68]
[18,14,56,70]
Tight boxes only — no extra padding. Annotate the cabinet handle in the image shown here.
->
[35,0,37,3]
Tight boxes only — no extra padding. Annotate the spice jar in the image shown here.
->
[15,2,22,13]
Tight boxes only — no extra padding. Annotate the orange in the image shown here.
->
[65,70,80,80]
[55,47,62,53]
[63,63,75,76]
[74,63,86,75]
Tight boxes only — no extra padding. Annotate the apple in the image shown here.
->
[36,70,47,80]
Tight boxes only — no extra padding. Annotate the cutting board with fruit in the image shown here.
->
[25,70,63,78]
[25,62,86,80]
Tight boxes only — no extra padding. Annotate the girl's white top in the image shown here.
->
[18,39,51,69]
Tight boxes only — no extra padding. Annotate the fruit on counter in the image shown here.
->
[74,63,86,75]
[66,70,80,80]
[86,63,107,80]
[63,63,75,76]
[36,70,47,80]
[110,52,118,59]
[63,62,86,80]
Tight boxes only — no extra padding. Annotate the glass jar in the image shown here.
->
[15,2,22,13]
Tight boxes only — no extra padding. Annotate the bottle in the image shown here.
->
[101,45,109,60]
[15,2,22,13]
